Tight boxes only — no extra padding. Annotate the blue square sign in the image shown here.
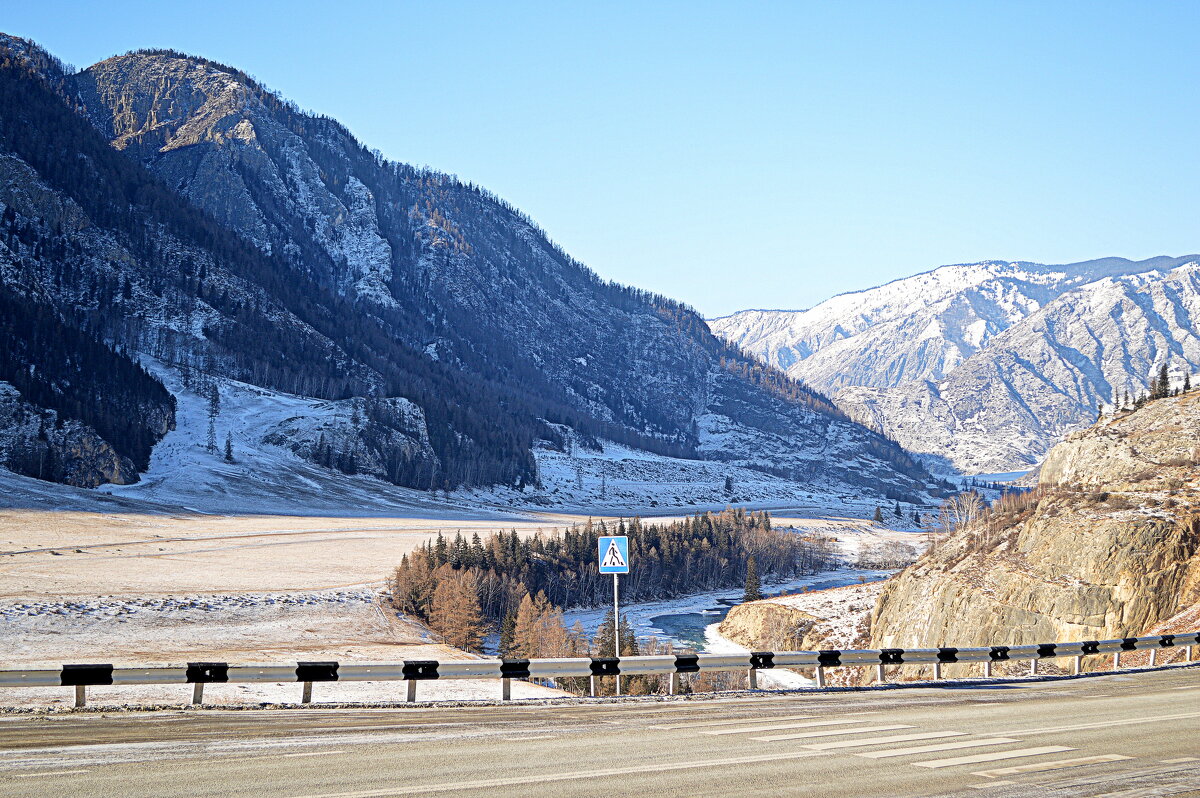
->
[598,535,629,574]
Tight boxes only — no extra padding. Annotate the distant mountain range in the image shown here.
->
[711,255,1200,473]
[0,34,935,500]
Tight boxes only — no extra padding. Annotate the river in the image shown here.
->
[559,567,892,653]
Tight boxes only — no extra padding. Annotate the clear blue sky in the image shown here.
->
[7,1,1198,316]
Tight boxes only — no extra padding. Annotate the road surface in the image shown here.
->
[1,666,1197,797]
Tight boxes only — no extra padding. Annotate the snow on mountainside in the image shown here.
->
[0,34,940,503]
[712,256,1200,473]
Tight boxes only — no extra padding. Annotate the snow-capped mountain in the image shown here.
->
[0,34,938,501]
[711,256,1200,473]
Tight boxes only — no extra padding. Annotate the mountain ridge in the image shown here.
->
[711,255,1200,472]
[0,33,937,500]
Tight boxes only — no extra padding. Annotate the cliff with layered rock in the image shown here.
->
[869,390,1200,654]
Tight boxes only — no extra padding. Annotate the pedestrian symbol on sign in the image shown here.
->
[598,535,629,574]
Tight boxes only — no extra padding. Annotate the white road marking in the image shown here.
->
[972,754,1133,778]
[753,724,914,742]
[652,713,814,730]
[802,731,968,750]
[13,770,90,778]
[996,710,1200,736]
[1161,757,1200,763]
[913,746,1075,769]
[703,718,874,736]
[857,738,1020,759]
[282,751,345,758]
[969,781,1015,789]
[283,749,826,797]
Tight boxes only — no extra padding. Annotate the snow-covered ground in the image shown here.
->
[0,588,567,707]
[42,359,933,523]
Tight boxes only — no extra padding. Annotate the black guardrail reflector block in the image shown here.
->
[989,646,1010,661]
[749,652,775,669]
[879,649,904,665]
[500,659,531,679]
[186,662,229,683]
[295,661,339,682]
[590,657,620,676]
[1160,635,1175,647]
[401,661,439,680]
[1121,638,1138,651]
[817,650,842,667]
[1080,640,1099,654]
[1037,644,1056,658]
[937,647,959,663]
[61,664,114,686]
[674,654,700,673]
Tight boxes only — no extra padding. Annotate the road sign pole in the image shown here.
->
[614,572,621,696]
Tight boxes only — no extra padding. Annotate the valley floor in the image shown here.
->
[0,459,926,709]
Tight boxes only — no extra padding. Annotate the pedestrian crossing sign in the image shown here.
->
[598,535,629,574]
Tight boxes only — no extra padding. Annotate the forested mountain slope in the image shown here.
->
[0,34,935,498]
[712,256,1200,473]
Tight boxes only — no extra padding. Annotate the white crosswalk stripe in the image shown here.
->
[972,754,1133,778]
[702,718,875,736]
[802,731,968,750]
[856,738,1020,759]
[753,724,914,742]
[913,745,1075,769]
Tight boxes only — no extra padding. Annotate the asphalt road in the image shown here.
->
[1,666,1197,797]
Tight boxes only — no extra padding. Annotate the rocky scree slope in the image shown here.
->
[870,389,1200,656]
[0,35,935,497]
[712,257,1200,473]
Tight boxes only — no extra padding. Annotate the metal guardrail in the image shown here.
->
[2,632,1195,707]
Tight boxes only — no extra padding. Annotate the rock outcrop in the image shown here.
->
[870,390,1200,653]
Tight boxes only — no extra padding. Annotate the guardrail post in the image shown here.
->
[1029,658,1037,676]
[932,662,941,680]
[192,683,204,705]
[875,664,885,683]
[589,675,597,697]
[74,685,86,708]
[1187,645,1194,662]
[1113,651,1120,670]
[983,660,992,678]
[815,666,826,688]
[669,672,680,695]
[501,678,511,701]
[748,668,758,690]
[301,682,313,704]
[1149,648,1157,666]
[1072,656,1081,675]
[406,680,417,703]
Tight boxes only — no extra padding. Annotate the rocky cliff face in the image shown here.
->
[712,257,1200,473]
[870,390,1200,653]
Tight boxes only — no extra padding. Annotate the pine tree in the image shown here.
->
[206,383,220,453]
[723,475,734,493]
[428,570,484,652]
[893,500,902,517]
[1185,372,1192,393]
[873,506,884,524]
[743,555,763,602]
[1154,363,1170,399]
[499,611,517,657]
[223,433,234,463]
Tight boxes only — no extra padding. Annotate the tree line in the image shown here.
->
[389,508,839,653]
